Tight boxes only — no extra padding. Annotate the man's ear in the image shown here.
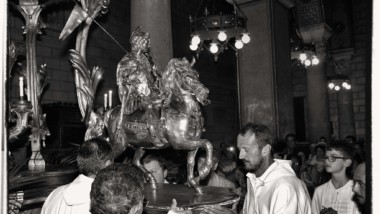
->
[213,162,219,171]
[129,200,143,214]
[261,144,272,157]
[164,169,168,179]
[105,159,113,167]
[344,159,352,167]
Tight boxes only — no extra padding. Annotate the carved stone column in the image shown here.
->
[331,49,356,139]
[300,23,332,142]
[338,89,355,138]
[235,0,295,137]
[130,0,173,71]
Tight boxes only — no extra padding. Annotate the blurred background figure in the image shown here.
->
[142,153,169,184]
[353,162,366,214]
[197,152,235,189]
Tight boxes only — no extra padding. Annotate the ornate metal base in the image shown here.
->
[143,183,239,214]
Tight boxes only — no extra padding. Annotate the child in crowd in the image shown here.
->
[311,142,360,214]
[307,144,327,186]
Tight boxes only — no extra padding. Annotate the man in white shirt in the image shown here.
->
[41,138,113,214]
[202,123,311,214]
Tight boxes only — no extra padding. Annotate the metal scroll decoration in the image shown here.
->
[61,1,214,194]
[10,0,50,168]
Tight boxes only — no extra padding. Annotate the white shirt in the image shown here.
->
[243,159,312,214]
[41,174,94,214]
[312,180,360,214]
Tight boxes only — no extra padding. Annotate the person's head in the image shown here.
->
[324,142,354,175]
[345,135,357,144]
[315,145,326,158]
[319,136,327,143]
[142,154,167,183]
[197,153,219,173]
[353,162,366,205]
[285,133,296,149]
[90,164,144,214]
[288,154,302,175]
[237,123,273,174]
[272,140,287,159]
[123,164,146,188]
[130,26,150,53]
[77,138,113,177]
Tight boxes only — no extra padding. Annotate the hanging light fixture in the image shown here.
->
[289,8,319,67]
[189,0,250,61]
[327,75,352,92]
[291,43,319,67]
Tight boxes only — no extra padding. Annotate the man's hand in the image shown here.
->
[168,199,192,214]
[199,205,236,214]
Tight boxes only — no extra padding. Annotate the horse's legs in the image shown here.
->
[186,139,213,195]
[197,140,213,180]
[187,148,203,194]
[132,148,158,189]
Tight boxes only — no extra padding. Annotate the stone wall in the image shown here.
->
[292,0,371,141]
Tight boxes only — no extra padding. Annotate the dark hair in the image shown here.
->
[285,133,296,140]
[123,164,146,188]
[345,135,357,144]
[314,145,326,153]
[239,123,273,149]
[90,164,144,214]
[142,153,167,170]
[77,138,113,176]
[327,142,354,161]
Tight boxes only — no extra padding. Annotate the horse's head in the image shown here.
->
[163,58,210,105]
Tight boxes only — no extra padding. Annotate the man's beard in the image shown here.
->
[245,156,264,173]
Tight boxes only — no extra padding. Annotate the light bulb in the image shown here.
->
[299,53,307,61]
[241,33,251,44]
[328,82,335,89]
[235,40,243,49]
[346,84,351,90]
[312,56,319,65]
[342,82,348,88]
[218,31,227,41]
[191,35,201,45]
[210,43,218,53]
[190,43,198,51]
[304,59,311,66]
[334,85,340,91]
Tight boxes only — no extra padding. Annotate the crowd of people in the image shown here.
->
[37,123,367,214]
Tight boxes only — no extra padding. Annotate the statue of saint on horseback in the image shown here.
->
[67,24,214,194]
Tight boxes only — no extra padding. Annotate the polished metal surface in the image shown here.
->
[106,54,214,194]
[143,183,239,213]
[62,2,214,194]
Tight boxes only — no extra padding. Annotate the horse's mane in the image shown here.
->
[161,58,187,93]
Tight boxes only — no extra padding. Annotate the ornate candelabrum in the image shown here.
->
[11,0,50,170]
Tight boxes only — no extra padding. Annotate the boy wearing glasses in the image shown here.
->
[311,142,360,214]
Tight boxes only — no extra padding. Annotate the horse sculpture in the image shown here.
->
[104,58,213,194]
[62,4,213,193]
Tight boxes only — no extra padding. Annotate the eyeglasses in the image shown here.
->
[322,156,347,162]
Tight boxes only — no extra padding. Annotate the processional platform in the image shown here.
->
[143,183,239,214]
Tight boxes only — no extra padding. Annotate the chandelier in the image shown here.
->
[327,75,352,92]
[189,0,250,61]
[291,43,319,67]
[289,9,319,67]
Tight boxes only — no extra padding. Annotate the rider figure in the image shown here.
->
[116,27,167,147]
